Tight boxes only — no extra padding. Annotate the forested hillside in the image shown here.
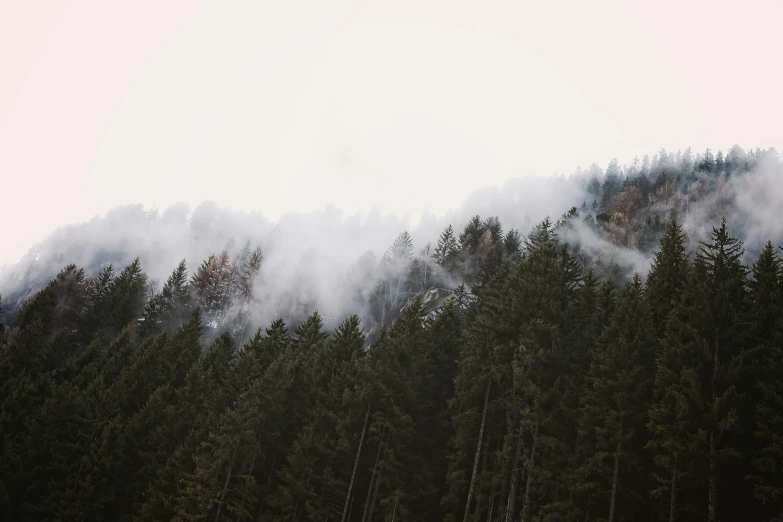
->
[1,146,783,522]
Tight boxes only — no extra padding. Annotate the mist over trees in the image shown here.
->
[2,145,783,522]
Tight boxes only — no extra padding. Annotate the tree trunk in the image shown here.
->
[464,383,491,522]
[390,496,398,522]
[520,424,538,522]
[608,434,621,522]
[341,407,370,522]
[708,431,716,522]
[367,463,383,522]
[348,491,355,522]
[255,451,278,522]
[362,432,385,522]
[708,331,718,522]
[236,312,249,350]
[475,420,492,522]
[504,422,524,522]
[668,466,677,522]
[215,449,237,522]
[486,486,495,522]
[236,446,258,522]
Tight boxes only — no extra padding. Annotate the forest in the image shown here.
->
[1,145,782,522]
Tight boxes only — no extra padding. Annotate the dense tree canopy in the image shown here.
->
[1,146,783,522]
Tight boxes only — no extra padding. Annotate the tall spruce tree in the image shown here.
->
[576,274,656,522]
[748,243,783,521]
[645,218,689,336]
[648,218,748,522]
[434,225,460,271]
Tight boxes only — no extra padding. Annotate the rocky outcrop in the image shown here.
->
[400,287,456,321]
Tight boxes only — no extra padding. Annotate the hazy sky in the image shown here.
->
[1,0,782,265]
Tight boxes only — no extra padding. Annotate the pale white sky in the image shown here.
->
[1,0,782,265]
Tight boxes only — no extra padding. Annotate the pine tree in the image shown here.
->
[230,246,263,343]
[459,216,486,254]
[434,225,460,270]
[387,232,414,262]
[576,275,656,522]
[747,242,782,344]
[191,251,237,328]
[524,217,556,252]
[272,315,367,522]
[645,218,689,336]
[503,229,522,258]
[648,218,748,522]
[506,231,583,521]
[373,233,417,326]
[483,216,503,244]
[104,257,149,334]
[602,158,623,207]
[142,331,247,522]
[139,259,192,337]
[747,242,783,520]
[754,340,783,522]
[715,151,725,173]
[443,261,513,522]
[700,148,716,172]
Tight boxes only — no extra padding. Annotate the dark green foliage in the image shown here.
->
[503,229,522,258]
[458,215,485,254]
[602,158,623,207]
[434,225,460,271]
[645,218,689,336]
[648,218,750,522]
[105,257,149,333]
[2,199,783,522]
[576,275,656,521]
[139,259,192,337]
[747,243,783,521]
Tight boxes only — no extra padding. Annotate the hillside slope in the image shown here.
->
[2,146,783,522]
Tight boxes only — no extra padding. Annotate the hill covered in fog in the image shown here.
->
[3,145,783,522]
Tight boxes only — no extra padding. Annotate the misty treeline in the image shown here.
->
[1,145,783,522]
[3,144,781,325]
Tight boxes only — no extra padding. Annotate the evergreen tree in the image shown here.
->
[576,275,656,522]
[434,225,460,270]
[602,158,623,207]
[503,229,522,258]
[4,153,783,522]
[715,151,725,173]
[746,243,783,521]
[459,215,486,254]
[139,259,192,337]
[191,251,236,327]
[104,257,149,334]
[648,218,748,522]
[645,218,689,336]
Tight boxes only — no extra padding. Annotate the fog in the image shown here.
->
[3,148,783,332]
[0,174,588,329]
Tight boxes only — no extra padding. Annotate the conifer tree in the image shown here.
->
[648,218,748,522]
[459,216,485,254]
[191,251,236,328]
[645,218,689,336]
[139,259,192,337]
[104,257,149,334]
[443,261,513,522]
[434,225,460,270]
[754,339,783,522]
[746,242,783,520]
[576,275,656,522]
[503,229,522,258]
